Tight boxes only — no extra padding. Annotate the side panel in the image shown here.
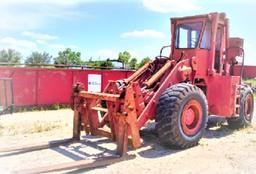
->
[37,69,73,105]
[0,68,37,106]
[0,67,134,107]
[206,75,240,117]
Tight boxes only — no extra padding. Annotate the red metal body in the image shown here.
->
[71,12,249,156]
[3,12,254,173]
[0,67,132,107]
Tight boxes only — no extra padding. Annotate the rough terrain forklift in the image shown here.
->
[71,12,254,155]
[1,12,254,173]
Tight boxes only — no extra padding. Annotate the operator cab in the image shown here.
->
[170,13,227,75]
[175,22,205,49]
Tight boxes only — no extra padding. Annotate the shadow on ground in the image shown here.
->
[136,120,235,159]
[0,120,239,174]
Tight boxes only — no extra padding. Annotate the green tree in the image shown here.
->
[138,57,151,68]
[118,51,131,67]
[25,51,52,65]
[129,57,138,69]
[54,48,83,65]
[85,59,113,68]
[0,49,22,63]
[99,59,113,68]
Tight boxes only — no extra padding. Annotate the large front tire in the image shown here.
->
[156,83,208,148]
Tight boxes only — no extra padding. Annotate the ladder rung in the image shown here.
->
[91,107,108,113]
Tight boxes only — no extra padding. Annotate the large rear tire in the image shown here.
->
[227,85,254,129]
[156,83,208,148]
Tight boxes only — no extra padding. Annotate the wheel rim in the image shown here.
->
[244,94,253,121]
[181,99,203,136]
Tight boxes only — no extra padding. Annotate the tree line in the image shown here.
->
[0,48,151,69]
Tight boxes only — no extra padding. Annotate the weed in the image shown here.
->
[13,104,70,114]
[227,155,234,161]
[17,107,28,113]
[243,78,256,86]
[51,104,60,110]
[225,154,234,161]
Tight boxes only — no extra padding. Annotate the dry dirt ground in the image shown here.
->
[0,108,256,174]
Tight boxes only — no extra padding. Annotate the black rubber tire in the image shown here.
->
[155,83,208,148]
[227,85,254,129]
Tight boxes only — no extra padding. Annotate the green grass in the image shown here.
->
[16,104,70,113]
[243,78,256,100]
[243,78,256,87]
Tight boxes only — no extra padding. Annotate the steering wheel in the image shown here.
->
[155,55,170,59]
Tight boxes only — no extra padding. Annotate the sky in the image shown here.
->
[0,0,256,65]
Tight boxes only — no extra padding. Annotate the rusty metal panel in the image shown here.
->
[0,78,14,114]
[0,80,5,111]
